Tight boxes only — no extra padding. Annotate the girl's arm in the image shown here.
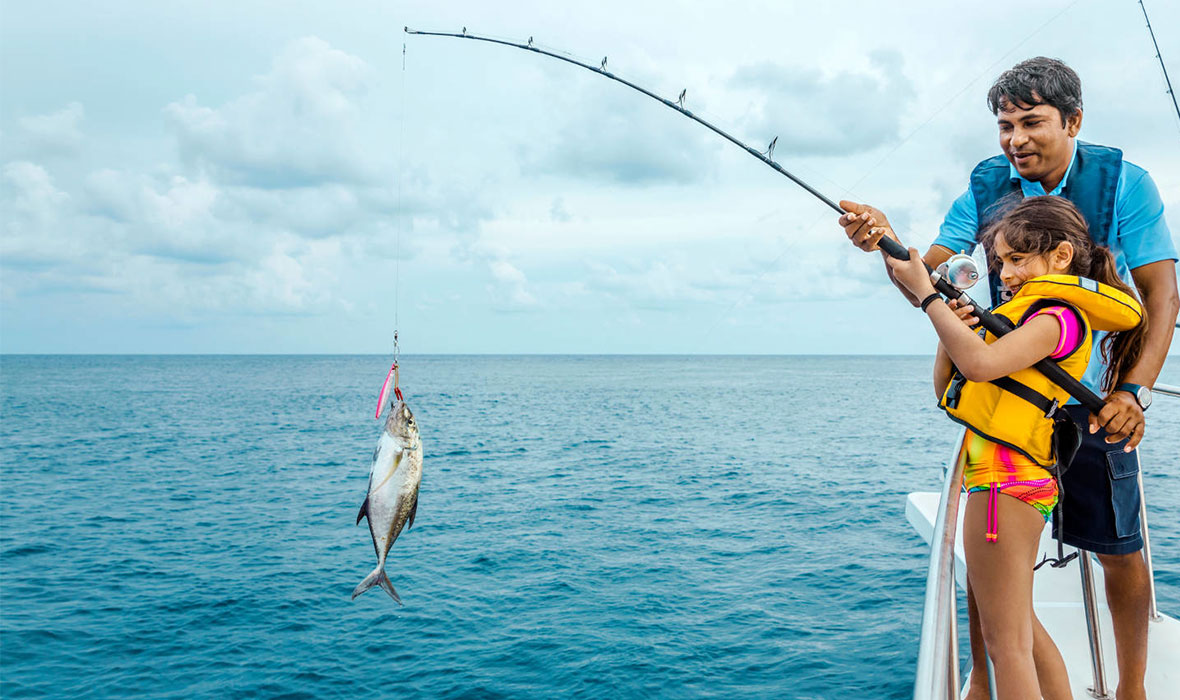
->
[886,248,1060,382]
[926,302,1060,381]
[933,343,953,399]
[933,299,983,397]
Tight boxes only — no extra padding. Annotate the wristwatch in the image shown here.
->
[1116,382,1152,411]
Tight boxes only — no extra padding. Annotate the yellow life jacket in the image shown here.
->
[939,274,1142,467]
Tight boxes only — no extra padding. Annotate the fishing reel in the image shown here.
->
[935,253,981,291]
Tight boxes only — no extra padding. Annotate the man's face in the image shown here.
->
[996,96,1081,188]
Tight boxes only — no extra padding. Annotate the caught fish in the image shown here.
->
[353,399,422,603]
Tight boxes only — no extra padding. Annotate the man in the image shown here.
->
[840,57,1178,700]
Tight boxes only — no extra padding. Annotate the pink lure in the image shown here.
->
[375,363,402,419]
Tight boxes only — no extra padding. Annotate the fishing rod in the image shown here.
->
[405,27,842,213]
[1138,0,1180,127]
[404,26,1108,414]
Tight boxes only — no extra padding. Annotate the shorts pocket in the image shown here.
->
[1106,450,1141,538]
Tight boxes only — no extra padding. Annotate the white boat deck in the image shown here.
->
[906,491,1180,698]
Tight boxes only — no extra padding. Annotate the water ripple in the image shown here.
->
[2,355,1177,699]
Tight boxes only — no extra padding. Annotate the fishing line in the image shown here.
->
[376,41,409,418]
[397,41,405,338]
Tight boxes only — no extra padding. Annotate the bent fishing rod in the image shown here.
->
[405,27,1107,414]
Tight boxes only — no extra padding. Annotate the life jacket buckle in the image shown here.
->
[1044,398,1059,418]
[945,372,966,409]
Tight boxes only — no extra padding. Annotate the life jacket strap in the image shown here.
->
[989,376,1059,417]
[1035,416,1084,571]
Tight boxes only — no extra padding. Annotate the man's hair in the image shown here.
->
[987,57,1082,125]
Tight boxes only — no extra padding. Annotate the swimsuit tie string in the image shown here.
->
[986,482,999,542]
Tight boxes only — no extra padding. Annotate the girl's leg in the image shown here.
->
[1032,610,1071,700]
[965,578,1073,700]
[963,491,1051,700]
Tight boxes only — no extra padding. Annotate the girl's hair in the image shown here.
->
[978,195,1146,392]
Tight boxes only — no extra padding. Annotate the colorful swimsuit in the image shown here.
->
[959,305,1084,541]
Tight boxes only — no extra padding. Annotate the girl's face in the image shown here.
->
[993,231,1074,294]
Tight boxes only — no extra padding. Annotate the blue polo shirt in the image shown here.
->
[933,140,1177,396]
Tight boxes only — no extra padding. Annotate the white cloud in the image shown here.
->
[16,102,84,155]
[165,37,377,187]
[487,259,538,308]
[1,162,75,269]
[730,50,915,157]
[526,76,720,185]
[3,0,1178,353]
[550,196,571,222]
[3,161,70,218]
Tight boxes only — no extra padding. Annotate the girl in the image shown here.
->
[885,195,1145,700]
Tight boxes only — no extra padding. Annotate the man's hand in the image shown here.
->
[1089,390,1145,450]
[838,200,898,252]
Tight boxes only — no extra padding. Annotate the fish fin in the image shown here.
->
[407,495,418,530]
[352,565,401,605]
[370,450,405,494]
[355,496,369,525]
[379,571,401,604]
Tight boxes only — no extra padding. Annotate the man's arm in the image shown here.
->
[1127,260,1179,388]
[1090,163,1180,447]
[1091,261,1180,444]
[837,199,957,305]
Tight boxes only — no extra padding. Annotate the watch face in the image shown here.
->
[1138,386,1152,409]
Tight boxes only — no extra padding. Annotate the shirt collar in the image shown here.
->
[1007,139,1079,196]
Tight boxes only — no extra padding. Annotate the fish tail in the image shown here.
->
[378,571,400,602]
[351,566,402,604]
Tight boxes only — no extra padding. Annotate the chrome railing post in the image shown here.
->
[947,567,960,699]
[1138,379,1177,622]
[913,429,966,700]
[1135,452,1161,622]
[1079,551,1115,699]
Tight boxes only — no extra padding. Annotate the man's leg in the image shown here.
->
[1059,405,1149,700]
[1097,551,1150,700]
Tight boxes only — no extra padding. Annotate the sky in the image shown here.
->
[2,0,1179,355]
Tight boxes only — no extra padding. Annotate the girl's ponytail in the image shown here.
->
[1089,246,1148,392]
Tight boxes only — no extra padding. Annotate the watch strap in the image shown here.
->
[1116,382,1150,410]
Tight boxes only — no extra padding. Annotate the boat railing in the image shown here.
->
[912,382,1179,700]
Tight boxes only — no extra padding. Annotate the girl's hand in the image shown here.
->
[884,244,936,299]
[947,298,979,328]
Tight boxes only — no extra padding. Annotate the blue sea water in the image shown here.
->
[2,355,1178,699]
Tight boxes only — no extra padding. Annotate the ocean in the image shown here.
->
[2,355,1178,699]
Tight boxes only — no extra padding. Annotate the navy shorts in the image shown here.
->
[1051,404,1144,555]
